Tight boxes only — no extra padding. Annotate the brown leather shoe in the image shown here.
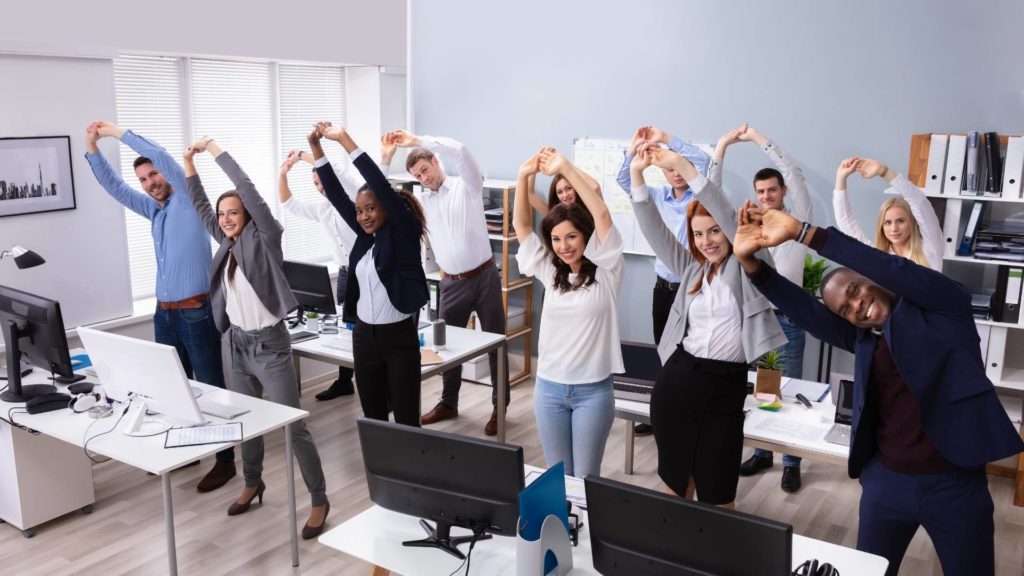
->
[197,460,237,493]
[484,409,499,436]
[421,402,458,425]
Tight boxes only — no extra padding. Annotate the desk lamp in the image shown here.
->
[1,246,45,269]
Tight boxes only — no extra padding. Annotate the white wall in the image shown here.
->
[0,53,133,335]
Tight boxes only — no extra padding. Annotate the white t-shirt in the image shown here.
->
[517,226,625,384]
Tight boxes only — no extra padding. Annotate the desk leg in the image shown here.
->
[293,355,302,397]
[624,419,635,475]
[161,473,178,576]
[371,567,391,576]
[497,342,507,443]
[285,425,299,567]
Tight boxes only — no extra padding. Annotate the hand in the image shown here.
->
[318,121,345,141]
[189,136,212,155]
[857,158,886,179]
[85,122,100,148]
[518,154,540,177]
[184,145,198,162]
[94,120,122,139]
[538,147,567,176]
[761,209,802,247]
[836,156,861,182]
[717,123,747,148]
[628,125,650,156]
[647,145,682,170]
[734,200,766,258]
[280,151,300,176]
[648,126,670,144]
[380,132,398,159]
[307,124,324,145]
[390,129,419,147]
[630,144,654,171]
[736,124,757,142]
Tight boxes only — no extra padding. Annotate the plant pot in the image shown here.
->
[755,367,783,398]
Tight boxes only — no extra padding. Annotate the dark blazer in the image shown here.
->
[316,152,428,324]
[752,227,1023,478]
[187,153,297,333]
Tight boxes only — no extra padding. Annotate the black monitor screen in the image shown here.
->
[586,476,792,576]
[836,379,854,425]
[357,418,524,557]
[619,341,662,383]
[282,260,337,316]
[0,284,73,402]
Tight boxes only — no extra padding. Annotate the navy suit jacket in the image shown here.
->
[752,227,1023,478]
[316,153,428,325]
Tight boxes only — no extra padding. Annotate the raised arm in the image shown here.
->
[629,145,694,276]
[616,126,649,194]
[860,158,944,271]
[201,138,282,237]
[296,149,361,200]
[182,141,225,242]
[525,174,549,217]
[84,122,158,218]
[833,156,872,245]
[393,130,483,195]
[514,155,540,242]
[307,126,362,237]
[742,127,812,221]
[709,124,746,188]
[653,147,738,241]
[96,120,186,193]
[539,147,612,242]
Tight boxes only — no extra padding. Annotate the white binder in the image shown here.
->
[925,134,948,194]
[941,198,962,258]
[1003,136,1024,199]
[944,134,967,196]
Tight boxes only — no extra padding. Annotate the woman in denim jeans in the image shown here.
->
[514,147,624,479]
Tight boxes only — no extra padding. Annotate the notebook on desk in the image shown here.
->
[612,342,662,403]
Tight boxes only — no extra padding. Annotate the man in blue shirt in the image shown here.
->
[85,121,235,492]
[616,125,711,436]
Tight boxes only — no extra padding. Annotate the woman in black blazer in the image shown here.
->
[308,122,428,426]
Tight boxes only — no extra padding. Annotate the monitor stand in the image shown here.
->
[51,373,87,384]
[0,321,55,403]
[403,519,492,560]
[122,398,171,437]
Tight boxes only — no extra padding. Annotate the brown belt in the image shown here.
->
[444,258,494,282]
[158,293,209,310]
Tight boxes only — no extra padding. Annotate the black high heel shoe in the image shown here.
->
[227,480,265,516]
[302,501,330,540]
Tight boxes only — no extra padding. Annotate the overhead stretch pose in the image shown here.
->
[733,201,1023,576]
[184,136,329,540]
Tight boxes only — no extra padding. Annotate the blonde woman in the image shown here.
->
[833,157,943,271]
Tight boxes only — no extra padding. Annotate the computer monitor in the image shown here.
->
[0,284,75,402]
[282,260,337,318]
[77,326,205,435]
[586,476,793,576]
[357,417,524,560]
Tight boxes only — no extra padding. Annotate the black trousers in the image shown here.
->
[352,316,421,426]
[652,281,680,345]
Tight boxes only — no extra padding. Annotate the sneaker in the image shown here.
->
[738,454,774,477]
[420,402,458,425]
[781,466,802,493]
[484,409,499,436]
[634,423,653,436]
[196,460,236,493]
[316,378,354,401]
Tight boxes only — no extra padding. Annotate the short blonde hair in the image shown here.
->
[875,197,927,267]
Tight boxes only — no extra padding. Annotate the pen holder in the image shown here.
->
[432,320,446,352]
[516,513,573,576]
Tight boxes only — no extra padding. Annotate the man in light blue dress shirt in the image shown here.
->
[85,121,236,492]
[617,125,711,436]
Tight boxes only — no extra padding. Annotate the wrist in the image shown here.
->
[878,165,890,179]
[795,221,811,244]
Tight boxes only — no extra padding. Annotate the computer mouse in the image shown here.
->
[26,392,73,414]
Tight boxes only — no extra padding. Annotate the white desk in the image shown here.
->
[319,468,888,575]
[615,373,848,474]
[0,377,307,576]
[291,325,510,442]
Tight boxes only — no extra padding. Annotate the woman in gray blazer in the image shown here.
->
[184,137,330,540]
[630,143,785,508]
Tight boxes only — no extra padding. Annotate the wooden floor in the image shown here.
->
[4,375,1024,576]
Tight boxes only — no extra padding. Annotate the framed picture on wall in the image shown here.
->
[0,136,77,218]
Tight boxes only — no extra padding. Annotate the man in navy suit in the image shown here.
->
[732,201,1023,576]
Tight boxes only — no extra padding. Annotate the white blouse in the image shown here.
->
[355,249,410,325]
[223,262,280,331]
[517,226,625,384]
[682,265,744,363]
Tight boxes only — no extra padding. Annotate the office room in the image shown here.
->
[2,0,1024,574]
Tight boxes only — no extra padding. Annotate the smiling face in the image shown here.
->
[881,205,911,249]
[554,176,577,204]
[217,195,248,239]
[409,157,445,192]
[355,188,389,234]
[550,219,586,271]
[689,213,729,265]
[135,162,171,204]
[754,175,787,211]
[822,268,894,329]
[662,166,688,191]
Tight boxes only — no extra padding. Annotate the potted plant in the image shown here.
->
[755,349,785,399]
[803,254,829,297]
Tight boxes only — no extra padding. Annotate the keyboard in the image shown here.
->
[197,398,250,419]
[289,330,318,344]
[824,423,851,446]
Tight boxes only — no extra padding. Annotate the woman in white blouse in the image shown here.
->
[514,147,624,479]
[833,157,943,271]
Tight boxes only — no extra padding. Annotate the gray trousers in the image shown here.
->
[439,265,510,409]
[225,321,327,506]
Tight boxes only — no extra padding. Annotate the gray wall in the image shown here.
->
[411,0,1024,368]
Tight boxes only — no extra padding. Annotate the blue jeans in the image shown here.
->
[154,300,234,462]
[754,312,806,468]
[533,376,614,479]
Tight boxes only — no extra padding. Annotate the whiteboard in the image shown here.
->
[572,137,713,256]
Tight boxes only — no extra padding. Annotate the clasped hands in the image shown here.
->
[518,147,569,178]
[733,200,802,259]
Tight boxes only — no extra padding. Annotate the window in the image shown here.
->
[112,56,347,300]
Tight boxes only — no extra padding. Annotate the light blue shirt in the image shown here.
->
[616,136,711,283]
[85,130,212,302]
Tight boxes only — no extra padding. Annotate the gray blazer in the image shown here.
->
[186,153,298,333]
[632,175,786,365]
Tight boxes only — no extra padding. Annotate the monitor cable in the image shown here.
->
[82,397,133,464]
[446,523,488,576]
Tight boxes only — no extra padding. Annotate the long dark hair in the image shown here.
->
[356,184,429,240]
[547,174,592,216]
[541,202,597,293]
[216,190,251,280]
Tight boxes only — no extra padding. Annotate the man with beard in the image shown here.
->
[84,121,236,493]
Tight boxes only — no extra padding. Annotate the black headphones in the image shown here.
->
[793,559,839,576]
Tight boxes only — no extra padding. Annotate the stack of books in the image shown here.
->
[484,207,505,234]
[974,223,1024,262]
